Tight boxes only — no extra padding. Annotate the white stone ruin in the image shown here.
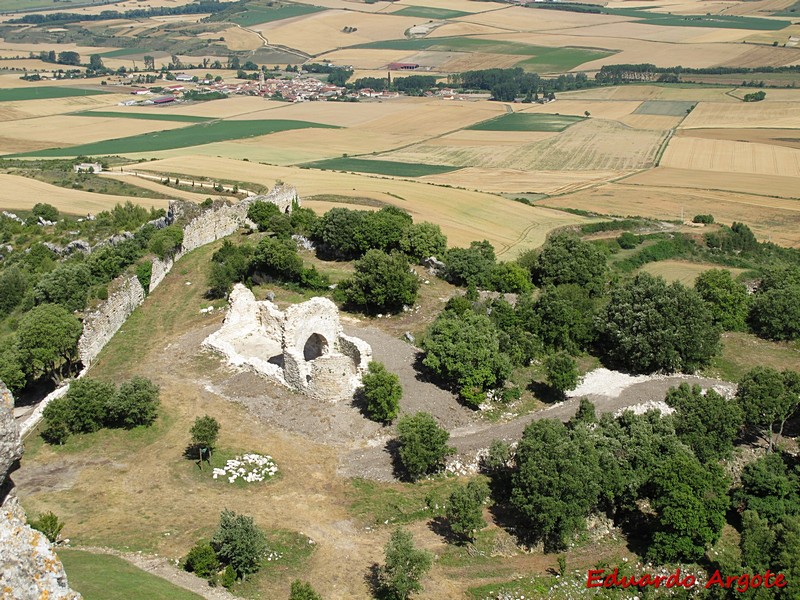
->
[203,284,372,401]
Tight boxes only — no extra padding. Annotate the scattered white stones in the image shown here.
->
[614,400,675,417]
[212,453,278,483]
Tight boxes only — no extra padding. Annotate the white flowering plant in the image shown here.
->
[211,453,279,484]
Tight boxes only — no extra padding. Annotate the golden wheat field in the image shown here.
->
[134,155,591,255]
[419,167,627,195]
[543,180,800,246]
[380,118,668,171]
[681,100,800,128]
[622,166,800,200]
[0,115,191,154]
[0,174,171,214]
[641,260,748,286]
[660,136,800,176]
[251,10,421,56]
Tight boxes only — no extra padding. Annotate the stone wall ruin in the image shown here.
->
[0,381,82,599]
[203,285,372,401]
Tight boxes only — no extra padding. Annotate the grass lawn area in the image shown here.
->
[11,119,338,157]
[74,111,213,123]
[468,112,584,132]
[301,157,460,177]
[58,549,203,600]
[706,332,800,381]
[514,47,615,72]
[639,260,746,287]
[0,87,109,102]
[229,4,324,26]
[392,5,470,18]
[348,477,464,526]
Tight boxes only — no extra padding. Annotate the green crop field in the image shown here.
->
[0,0,116,12]
[302,157,460,177]
[355,38,614,71]
[0,87,109,102]
[99,48,149,58]
[392,6,471,19]
[634,100,697,116]
[228,4,324,26]
[467,112,585,132]
[514,47,615,72]
[59,549,203,600]
[74,111,213,123]
[12,120,338,157]
[603,6,789,29]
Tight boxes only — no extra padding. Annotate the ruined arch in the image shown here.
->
[303,333,329,361]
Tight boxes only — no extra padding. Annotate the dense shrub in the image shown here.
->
[360,361,402,423]
[340,250,418,313]
[184,541,219,581]
[148,224,184,259]
[211,509,268,579]
[396,412,454,481]
[106,376,160,428]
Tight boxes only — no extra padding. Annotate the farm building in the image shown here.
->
[152,96,176,105]
[174,73,194,82]
[388,62,419,71]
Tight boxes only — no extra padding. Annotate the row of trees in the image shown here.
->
[41,376,160,444]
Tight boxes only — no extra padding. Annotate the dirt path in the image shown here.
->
[338,324,732,481]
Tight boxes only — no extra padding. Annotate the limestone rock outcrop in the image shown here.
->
[0,381,82,599]
[203,285,372,401]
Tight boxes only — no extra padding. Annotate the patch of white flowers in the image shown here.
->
[212,453,278,483]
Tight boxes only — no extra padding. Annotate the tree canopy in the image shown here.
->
[17,303,82,384]
[396,412,454,481]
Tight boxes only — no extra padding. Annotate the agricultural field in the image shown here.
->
[380,118,669,172]
[0,86,108,102]
[681,100,800,128]
[640,260,747,286]
[467,112,585,132]
[133,155,590,254]
[300,157,460,177]
[391,6,471,19]
[10,119,338,158]
[660,135,800,177]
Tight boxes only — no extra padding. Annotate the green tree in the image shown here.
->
[289,580,322,600]
[750,284,800,341]
[597,273,720,373]
[665,383,743,463]
[57,51,80,65]
[396,412,454,481]
[399,222,447,263]
[17,304,82,384]
[736,453,800,525]
[31,202,59,222]
[252,237,303,281]
[422,310,511,407]
[617,231,639,249]
[191,415,220,468]
[378,528,432,600]
[534,232,607,296]
[695,269,749,331]
[29,511,64,543]
[183,541,219,581]
[737,367,800,451]
[443,241,495,288]
[312,207,368,258]
[488,262,531,294]
[740,510,775,573]
[544,352,579,397]
[89,54,104,70]
[41,396,71,444]
[208,240,253,298]
[0,265,30,316]
[63,378,115,434]
[511,419,600,550]
[360,206,412,253]
[360,361,402,423]
[33,262,93,312]
[446,479,490,542]
[148,225,183,259]
[341,250,419,314]
[211,509,268,579]
[106,376,160,428]
[646,450,729,563]
[0,343,26,395]
[534,284,598,353]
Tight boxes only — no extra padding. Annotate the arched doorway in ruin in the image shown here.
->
[303,333,329,361]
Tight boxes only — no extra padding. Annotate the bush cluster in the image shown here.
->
[41,376,160,444]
